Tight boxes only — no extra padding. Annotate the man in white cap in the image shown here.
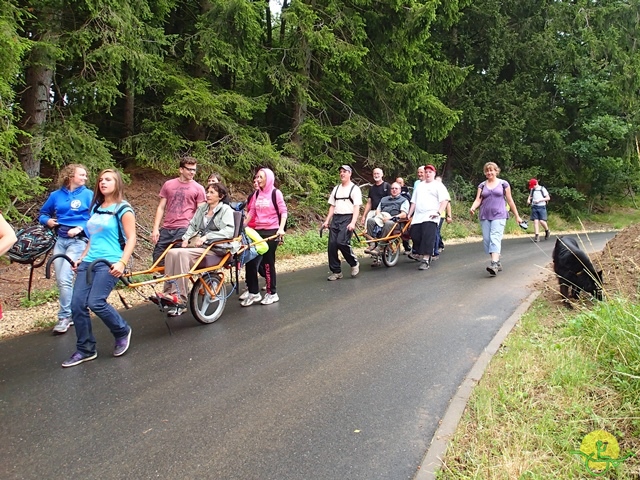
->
[322,165,363,280]
[407,165,450,270]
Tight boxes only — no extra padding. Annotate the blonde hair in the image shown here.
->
[58,164,88,188]
[483,162,500,174]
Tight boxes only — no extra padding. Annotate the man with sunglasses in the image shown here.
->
[151,157,206,264]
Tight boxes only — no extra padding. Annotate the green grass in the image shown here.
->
[278,225,328,257]
[587,207,640,230]
[20,287,59,308]
[437,297,640,479]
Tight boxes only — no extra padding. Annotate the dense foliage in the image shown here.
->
[2,0,639,216]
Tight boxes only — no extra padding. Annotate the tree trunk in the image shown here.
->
[18,57,53,178]
[291,36,311,147]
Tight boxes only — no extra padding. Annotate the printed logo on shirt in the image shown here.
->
[70,199,82,210]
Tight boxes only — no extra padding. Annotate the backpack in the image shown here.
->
[8,224,57,265]
[92,203,131,250]
[271,189,290,231]
[530,186,550,202]
[331,184,356,204]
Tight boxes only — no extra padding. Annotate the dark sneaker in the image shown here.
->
[113,328,132,357]
[407,253,420,262]
[545,229,550,240]
[496,261,503,272]
[62,351,97,368]
[53,318,73,335]
[419,260,430,270]
[487,262,499,276]
[534,234,539,242]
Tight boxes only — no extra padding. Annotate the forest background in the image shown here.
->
[1,0,640,219]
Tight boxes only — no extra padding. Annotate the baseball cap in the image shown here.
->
[339,165,352,173]
[425,164,436,173]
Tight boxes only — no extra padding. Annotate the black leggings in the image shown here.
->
[245,229,279,295]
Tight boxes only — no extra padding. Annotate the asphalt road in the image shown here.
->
[0,232,614,480]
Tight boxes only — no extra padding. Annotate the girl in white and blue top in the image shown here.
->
[61,169,137,368]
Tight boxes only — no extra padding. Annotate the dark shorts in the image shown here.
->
[531,205,548,221]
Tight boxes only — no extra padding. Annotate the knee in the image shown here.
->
[87,296,109,313]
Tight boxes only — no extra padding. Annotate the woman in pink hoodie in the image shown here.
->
[242,168,287,306]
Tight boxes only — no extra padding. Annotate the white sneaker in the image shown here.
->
[240,293,261,307]
[351,261,360,277]
[261,293,280,305]
[239,288,249,300]
[53,318,73,335]
[167,307,187,317]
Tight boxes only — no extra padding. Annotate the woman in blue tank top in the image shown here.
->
[61,169,137,368]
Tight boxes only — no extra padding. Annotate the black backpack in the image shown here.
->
[8,224,57,265]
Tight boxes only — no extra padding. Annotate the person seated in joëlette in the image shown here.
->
[155,182,235,317]
[364,182,410,263]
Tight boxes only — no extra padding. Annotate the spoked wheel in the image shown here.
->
[189,273,227,324]
[382,238,401,267]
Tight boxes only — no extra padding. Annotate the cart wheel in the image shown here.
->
[189,274,227,324]
[382,239,401,267]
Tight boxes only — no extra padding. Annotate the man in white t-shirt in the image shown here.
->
[407,164,450,270]
[322,165,363,281]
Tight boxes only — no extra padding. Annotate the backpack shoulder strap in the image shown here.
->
[271,189,280,220]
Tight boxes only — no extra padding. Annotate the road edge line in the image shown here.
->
[414,290,541,480]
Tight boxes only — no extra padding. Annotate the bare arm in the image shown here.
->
[111,211,137,277]
[504,186,522,223]
[323,205,335,229]
[151,197,167,244]
[469,187,482,216]
[0,215,17,256]
[349,203,360,231]
[360,198,372,225]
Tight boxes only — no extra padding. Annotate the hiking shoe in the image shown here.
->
[545,229,550,240]
[62,351,97,368]
[167,307,187,317]
[496,261,503,272]
[487,261,499,276]
[157,293,186,307]
[351,262,360,277]
[371,258,381,267]
[327,272,343,281]
[241,293,261,307]
[238,288,249,300]
[261,293,280,305]
[418,260,430,270]
[53,318,73,335]
[113,328,132,357]
[407,252,420,261]
[534,234,539,242]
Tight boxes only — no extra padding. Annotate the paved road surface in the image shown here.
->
[0,233,613,479]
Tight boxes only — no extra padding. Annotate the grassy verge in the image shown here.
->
[437,297,640,479]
